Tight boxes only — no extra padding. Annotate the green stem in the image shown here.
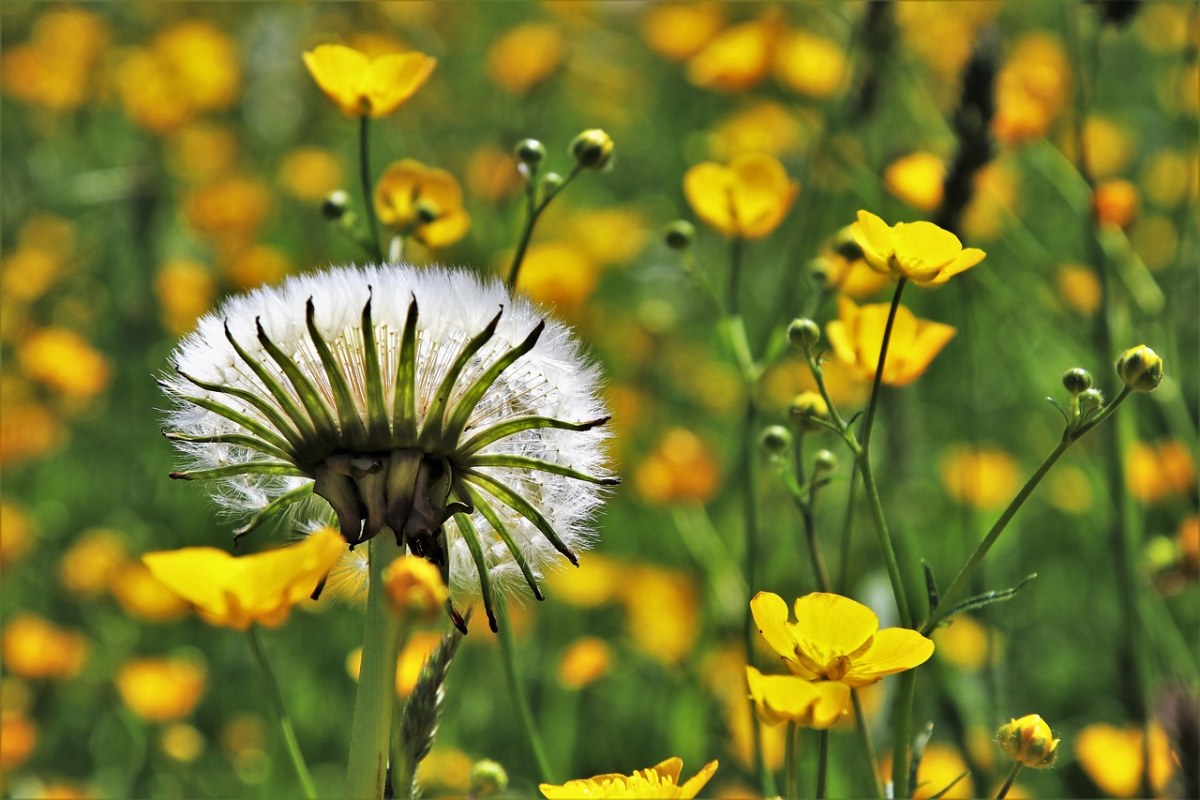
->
[794,435,833,594]
[859,278,906,454]
[247,627,318,800]
[359,116,383,262]
[495,598,555,783]
[994,761,1023,800]
[816,729,830,800]
[851,689,884,799]
[728,236,745,315]
[345,535,404,800]
[891,670,917,799]
[785,722,799,800]
[838,467,861,594]
[921,387,1133,635]
[506,165,583,291]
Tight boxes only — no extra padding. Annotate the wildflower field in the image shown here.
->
[2,3,1198,799]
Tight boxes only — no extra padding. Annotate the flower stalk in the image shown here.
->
[359,116,383,262]
[247,627,318,800]
[495,598,555,784]
[994,761,1023,800]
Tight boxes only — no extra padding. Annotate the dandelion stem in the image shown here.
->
[359,116,383,262]
[785,722,799,800]
[246,627,318,800]
[345,535,404,800]
[495,598,555,784]
[816,729,830,800]
[994,761,1023,800]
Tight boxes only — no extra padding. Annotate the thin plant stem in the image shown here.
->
[994,761,1024,800]
[816,729,830,800]
[495,598,555,784]
[345,535,404,800]
[851,689,884,799]
[246,627,318,800]
[920,386,1133,635]
[837,467,861,593]
[728,236,745,315]
[359,116,383,262]
[793,434,833,593]
[785,722,799,800]
[506,165,583,291]
[891,670,918,800]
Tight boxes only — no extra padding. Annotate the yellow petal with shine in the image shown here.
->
[683,162,737,236]
[729,153,796,238]
[844,627,935,686]
[302,44,371,116]
[750,591,798,662]
[676,760,719,799]
[375,159,425,227]
[891,319,956,386]
[790,593,879,672]
[936,246,987,282]
[808,680,851,728]
[852,210,895,271]
[365,52,436,117]
[648,756,684,784]
[893,220,963,274]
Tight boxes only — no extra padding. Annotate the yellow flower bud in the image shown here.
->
[790,392,830,432]
[469,758,509,797]
[570,129,614,169]
[1116,345,1164,392]
[997,713,1060,768]
[383,556,448,624]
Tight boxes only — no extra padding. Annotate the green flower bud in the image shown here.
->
[469,759,509,797]
[541,172,565,193]
[787,318,821,350]
[1116,345,1164,392]
[789,391,829,432]
[515,138,547,168]
[664,220,696,251]
[1078,388,1105,414]
[570,128,614,169]
[760,425,792,456]
[321,190,350,220]
[813,449,838,472]
[1061,368,1093,394]
[807,257,832,287]
[831,226,864,262]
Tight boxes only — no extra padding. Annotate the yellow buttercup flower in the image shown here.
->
[683,153,798,239]
[1,613,88,680]
[374,159,471,248]
[540,757,718,799]
[750,591,934,687]
[939,445,1020,510]
[773,29,847,98]
[851,210,986,286]
[883,153,946,213]
[1075,722,1177,797]
[686,13,779,92]
[825,296,957,387]
[486,23,564,94]
[302,43,436,118]
[557,636,613,689]
[116,657,207,723]
[383,555,448,624]
[997,714,1059,768]
[641,4,724,62]
[745,666,849,729]
[142,528,346,630]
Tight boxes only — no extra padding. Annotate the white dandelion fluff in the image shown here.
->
[160,264,615,630]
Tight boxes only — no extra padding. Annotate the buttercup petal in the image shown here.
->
[893,221,963,273]
[683,162,737,236]
[676,760,719,798]
[750,591,798,662]
[365,52,437,117]
[418,209,471,249]
[844,627,935,686]
[791,593,879,672]
[939,246,987,281]
[851,210,895,272]
[302,44,371,116]
[729,153,796,238]
[890,319,956,386]
[648,756,684,784]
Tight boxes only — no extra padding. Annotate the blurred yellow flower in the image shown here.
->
[0,8,109,111]
[931,614,1001,671]
[557,636,613,689]
[633,428,721,506]
[487,23,564,94]
[1127,440,1196,503]
[711,101,807,160]
[466,145,523,203]
[622,565,699,666]
[540,757,718,799]
[895,4,995,86]
[0,709,36,772]
[278,147,345,202]
[993,33,1070,144]
[303,43,436,117]
[641,4,724,62]
[750,591,934,686]
[383,555,448,624]
[745,665,849,729]
[142,528,346,630]
[512,241,598,315]
[0,397,63,465]
[110,562,192,623]
[1,613,88,680]
[997,713,1059,768]
[773,29,847,99]
[2,214,75,302]
[155,259,216,336]
[375,159,471,248]
[1093,179,1140,229]
[684,153,798,239]
[1056,263,1102,315]
[183,175,273,245]
[221,244,292,290]
[687,13,779,92]
[881,743,974,799]
[116,657,206,723]
[418,747,475,794]
[826,296,957,387]
[0,501,34,569]
[1140,149,1194,209]
[939,445,1020,509]
[159,722,205,763]
[852,210,985,286]
[17,328,109,400]
[168,123,239,185]
[1075,722,1177,797]
[348,631,442,697]
[962,158,1020,241]
[567,208,649,267]
[545,552,622,608]
[59,528,129,597]
[1083,115,1136,179]
[884,153,946,213]
[1132,215,1180,273]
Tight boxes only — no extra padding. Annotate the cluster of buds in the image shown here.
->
[515,128,614,191]
[1057,345,1162,437]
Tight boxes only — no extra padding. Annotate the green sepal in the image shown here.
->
[306,297,368,447]
[418,308,503,447]
[225,321,318,442]
[360,290,390,443]
[462,482,544,601]
[466,453,619,486]
[439,320,545,448]
[175,369,305,451]
[255,318,337,438]
[458,415,609,457]
[163,429,293,463]
[939,573,1038,623]
[462,469,578,566]
[922,561,940,617]
[232,481,315,544]
[165,389,296,456]
[393,297,419,442]
[454,512,499,632]
[169,461,304,481]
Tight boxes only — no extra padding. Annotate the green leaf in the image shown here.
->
[233,482,315,543]
[174,369,303,451]
[942,573,1038,621]
[923,561,940,615]
[162,429,293,462]
[393,296,419,442]
[166,389,296,456]
[225,321,318,442]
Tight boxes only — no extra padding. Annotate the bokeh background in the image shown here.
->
[1,2,1197,798]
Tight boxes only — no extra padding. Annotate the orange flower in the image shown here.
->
[116,658,207,722]
[683,153,798,239]
[633,428,721,506]
[17,328,110,400]
[826,296,957,387]
[939,446,1020,509]
[641,4,724,62]
[302,43,435,118]
[884,153,946,213]
[1093,179,1140,229]
[374,159,470,248]
[487,23,564,93]
[686,14,779,92]
[1126,440,1196,503]
[557,637,613,689]
[2,614,88,680]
